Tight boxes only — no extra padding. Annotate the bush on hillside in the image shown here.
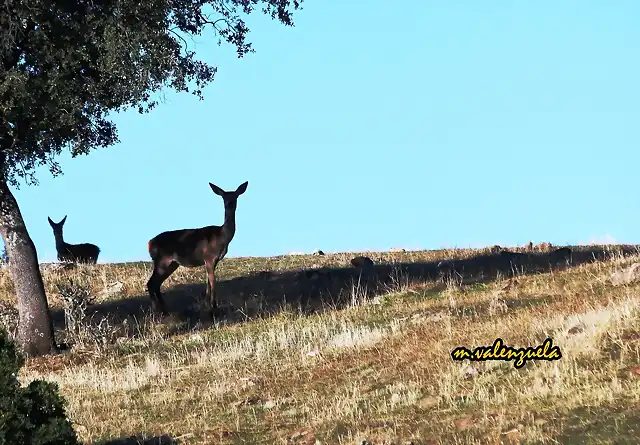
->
[0,301,18,340]
[0,328,80,445]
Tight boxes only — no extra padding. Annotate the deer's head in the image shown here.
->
[47,215,67,235]
[209,181,248,212]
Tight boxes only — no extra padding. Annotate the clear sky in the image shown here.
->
[9,1,640,263]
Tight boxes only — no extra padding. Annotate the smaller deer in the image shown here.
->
[47,216,100,264]
[146,181,248,317]
[549,247,572,268]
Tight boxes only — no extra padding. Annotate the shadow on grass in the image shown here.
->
[48,244,639,338]
[99,434,177,445]
[555,402,640,444]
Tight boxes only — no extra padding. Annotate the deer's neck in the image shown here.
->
[54,234,66,251]
[221,209,236,240]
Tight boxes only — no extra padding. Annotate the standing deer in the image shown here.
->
[146,181,248,317]
[549,247,573,268]
[47,216,101,264]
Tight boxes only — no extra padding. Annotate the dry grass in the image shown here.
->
[3,245,640,444]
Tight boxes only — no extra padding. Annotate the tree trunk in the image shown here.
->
[0,178,56,356]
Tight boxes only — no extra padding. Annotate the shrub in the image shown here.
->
[56,279,121,351]
[0,328,80,445]
[0,302,18,340]
[0,246,7,265]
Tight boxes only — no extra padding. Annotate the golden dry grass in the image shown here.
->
[2,244,640,444]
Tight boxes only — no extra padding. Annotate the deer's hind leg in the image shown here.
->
[147,260,179,315]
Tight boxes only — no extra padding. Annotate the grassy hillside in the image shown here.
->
[2,244,640,444]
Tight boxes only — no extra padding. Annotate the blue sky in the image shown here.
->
[10,1,640,263]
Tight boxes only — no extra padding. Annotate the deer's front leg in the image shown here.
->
[205,259,221,319]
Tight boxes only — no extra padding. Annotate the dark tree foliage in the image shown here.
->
[0,0,302,356]
[1,0,302,186]
[0,328,80,445]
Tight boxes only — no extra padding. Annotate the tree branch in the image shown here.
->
[199,13,231,33]
[169,27,189,50]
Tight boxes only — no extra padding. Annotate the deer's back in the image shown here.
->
[148,226,224,262]
[60,243,99,263]
[71,242,100,253]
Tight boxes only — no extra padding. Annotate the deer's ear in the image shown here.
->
[209,182,225,196]
[48,217,55,227]
[60,215,67,225]
[236,181,248,195]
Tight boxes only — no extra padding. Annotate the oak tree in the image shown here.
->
[0,0,301,356]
